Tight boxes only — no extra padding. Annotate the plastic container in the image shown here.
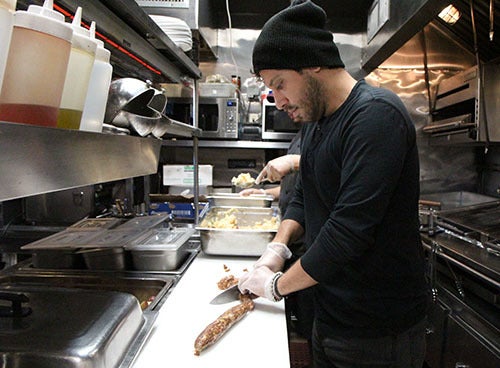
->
[79,21,112,133]
[0,0,73,127]
[57,7,97,129]
[0,0,16,92]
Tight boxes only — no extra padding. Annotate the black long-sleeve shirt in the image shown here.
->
[284,80,428,338]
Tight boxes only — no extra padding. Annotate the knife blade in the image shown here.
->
[210,285,241,305]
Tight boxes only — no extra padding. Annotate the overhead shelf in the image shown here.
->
[16,0,202,84]
[0,122,162,202]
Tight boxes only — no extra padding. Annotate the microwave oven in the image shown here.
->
[261,99,301,141]
[165,97,239,139]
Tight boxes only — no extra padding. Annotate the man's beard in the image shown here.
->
[296,74,327,123]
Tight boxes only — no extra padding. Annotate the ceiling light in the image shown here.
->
[438,4,461,25]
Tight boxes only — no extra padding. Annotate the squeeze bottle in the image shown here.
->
[0,0,16,92]
[80,21,113,133]
[0,0,72,127]
[57,7,97,129]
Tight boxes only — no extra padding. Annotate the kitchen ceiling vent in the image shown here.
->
[136,0,189,8]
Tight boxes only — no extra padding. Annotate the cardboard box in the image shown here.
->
[149,202,207,219]
[163,165,213,186]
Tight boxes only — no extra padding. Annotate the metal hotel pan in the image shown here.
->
[196,206,280,256]
[206,193,274,208]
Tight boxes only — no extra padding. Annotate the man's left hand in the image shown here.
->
[238,266,277,301]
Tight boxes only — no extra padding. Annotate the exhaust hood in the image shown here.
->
[362,0,500,73]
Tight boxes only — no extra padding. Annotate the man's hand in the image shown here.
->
[238,266,278,301]
[255,154,298,184]
[254,242,292,272]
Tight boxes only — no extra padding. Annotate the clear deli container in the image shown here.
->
[125,227,195,271]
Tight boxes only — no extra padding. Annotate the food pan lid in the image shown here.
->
[0,286,143,368]
[21,230,106,250]
[77,229,146,248]
[125,227,195,251]
[115,214,170,230]
[67,217,122,231]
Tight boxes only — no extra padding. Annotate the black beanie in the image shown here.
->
[252,0,344,74]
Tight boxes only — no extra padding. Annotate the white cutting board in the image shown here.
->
[131,253,290,368]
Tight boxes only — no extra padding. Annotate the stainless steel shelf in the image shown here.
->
[161,139,291,149]
[0,122,162,202]
[17,0,202,83]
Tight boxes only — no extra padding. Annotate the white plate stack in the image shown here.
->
[149,15,193,52]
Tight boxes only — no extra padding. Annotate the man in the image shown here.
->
[238,1,429,367]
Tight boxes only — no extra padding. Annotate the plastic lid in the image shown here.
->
[27,0,63,21]
[14,0,72,42]
[0,0,17,11]
[69,7,97,54]
[89,21,111,63]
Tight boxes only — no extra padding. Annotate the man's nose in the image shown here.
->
[273,92,287,110]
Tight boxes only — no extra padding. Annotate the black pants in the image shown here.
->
[312,317,427,368]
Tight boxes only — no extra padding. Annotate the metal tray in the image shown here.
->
[419,191,499,211]
[196,206,280,256]
[206,193,274,208]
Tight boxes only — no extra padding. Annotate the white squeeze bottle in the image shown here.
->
[0,0,72,127]
[80,21,113,133]
[57,6,97,130]
[0,0,16,92]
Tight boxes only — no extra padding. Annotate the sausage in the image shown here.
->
[217,274,238,290]
[194,295,254,355]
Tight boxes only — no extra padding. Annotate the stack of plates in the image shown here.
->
[149,15,193,52]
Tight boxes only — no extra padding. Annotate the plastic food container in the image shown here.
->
[125,227,195,271]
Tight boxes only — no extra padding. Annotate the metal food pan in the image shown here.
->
[196,206,280,256]
[206,193,274,208]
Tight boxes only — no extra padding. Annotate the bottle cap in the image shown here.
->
[1,0,17,11]
[14,0,72,42]
[69,7,97,54]
[89,21,110,63]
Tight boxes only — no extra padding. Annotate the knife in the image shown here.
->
[210,285,241,305]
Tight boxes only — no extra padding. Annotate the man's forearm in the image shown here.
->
[273,219,304,244]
